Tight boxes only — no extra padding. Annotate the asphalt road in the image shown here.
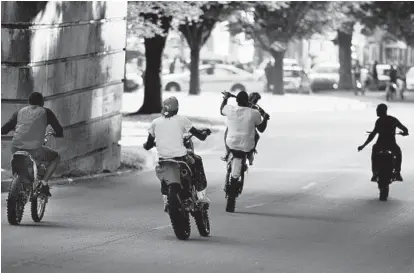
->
[2,99,414,273]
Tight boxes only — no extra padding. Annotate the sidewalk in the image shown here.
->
[122,89,373,118]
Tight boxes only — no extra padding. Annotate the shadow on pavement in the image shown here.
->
[234,211,350,223]
[16,221,71,229]
[162,235,245,245]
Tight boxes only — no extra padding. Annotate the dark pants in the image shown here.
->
[372,143,402,173]
[160,154,207,196]
[224,128,260,155]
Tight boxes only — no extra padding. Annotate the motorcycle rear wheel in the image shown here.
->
[7,175,25,225]
[168,184,191,240]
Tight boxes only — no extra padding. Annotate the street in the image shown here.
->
[2,99,414,273]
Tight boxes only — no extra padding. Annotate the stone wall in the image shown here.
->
[1,1,127,175]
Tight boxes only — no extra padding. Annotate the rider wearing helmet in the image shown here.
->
[221,92,263,165]
[358,103,409,181]
[1,92,64,197]
[143,96,211,212]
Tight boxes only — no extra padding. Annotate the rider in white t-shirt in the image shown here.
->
[143,96,211,212]
[220,91,269,181]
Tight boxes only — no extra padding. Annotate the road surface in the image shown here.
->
[2,98,414,273]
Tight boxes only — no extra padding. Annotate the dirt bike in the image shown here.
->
[367,131,407,201]
[221,91,270,212]
[7,132,55,225]
[149,129,211,240]
[386,82,399,101]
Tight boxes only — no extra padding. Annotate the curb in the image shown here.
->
[1,169,138,193]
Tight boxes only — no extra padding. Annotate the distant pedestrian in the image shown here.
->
[265,61,273,92]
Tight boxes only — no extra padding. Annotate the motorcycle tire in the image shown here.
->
[379,186,389,201]
[168,183,191,240]
[194,208,210,237]
[7,175,25,225]
[31,193,48,222]
[226,195,236,212]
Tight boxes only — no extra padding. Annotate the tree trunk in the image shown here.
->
[134,35,168,114]
[338,29,354,90]
[270,51,285,95]
[189,46,201,95]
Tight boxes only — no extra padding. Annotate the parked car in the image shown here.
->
[283,65,312,94]
[405,67,414,91]
[308,62,339,91]
[162,64,264,93]
[363,64,391,91]
[254,58,300,79]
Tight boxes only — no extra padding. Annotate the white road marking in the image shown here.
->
[245,203,267,209]
[152,224,171,230]
[301,182,316,190]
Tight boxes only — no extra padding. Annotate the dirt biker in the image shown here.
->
[1,92,64,197]
[221,92,263,165]
[143,96,211,212]
[358,103,409,182]
[220,91,269,181]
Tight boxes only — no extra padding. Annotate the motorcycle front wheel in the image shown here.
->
[168,183,191,240]
[193,207,210,237]
[31,193,48,222]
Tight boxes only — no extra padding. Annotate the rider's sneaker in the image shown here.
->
[395,173,403,181]
[197,189,210,204]
[40,184,52,197]
[162,195,169,213]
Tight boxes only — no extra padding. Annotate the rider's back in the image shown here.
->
[223,105,261,152]
[376,115,398,146]
[13,105,48,150]
[150,115,192,158]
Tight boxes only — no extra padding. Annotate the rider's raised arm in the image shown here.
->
[395,118,409,135]
[1,111,18,135]
[45,108,64,137]
[220,98,229,116]
[255,110,268,133]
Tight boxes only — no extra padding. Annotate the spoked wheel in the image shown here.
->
[168,184,191,240]
[7,175,26,225]
[31,193,48,222]
[194,208,210,237]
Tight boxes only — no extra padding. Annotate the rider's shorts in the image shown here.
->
[12,145,59,164]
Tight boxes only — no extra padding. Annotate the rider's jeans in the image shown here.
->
[372,143,402,173]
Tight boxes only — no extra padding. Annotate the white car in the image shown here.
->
[405,67,414,91]
[162,64,264,93]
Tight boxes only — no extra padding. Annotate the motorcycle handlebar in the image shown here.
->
[366,131,408,136]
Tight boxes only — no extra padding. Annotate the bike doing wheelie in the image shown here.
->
[7,132,55,225]
[145,130,212,240]
[366,131,408,201]
[220,91,270,212]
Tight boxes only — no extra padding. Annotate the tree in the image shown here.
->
[235,2,332,95]
[179,2,238,95]
[127,2,202,114]
[360,1,414,47]
[328,2,369,90]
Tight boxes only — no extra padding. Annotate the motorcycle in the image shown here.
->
[7,131,55,225]
[147,129,211,240]
[386,81,398,101]
[366,131,407,201]
[221,91,270,212]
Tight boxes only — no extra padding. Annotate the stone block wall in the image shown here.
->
[1,1,127,175]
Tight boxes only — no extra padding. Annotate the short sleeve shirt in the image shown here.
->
[149,115,193,158]
[222,105,262,152]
